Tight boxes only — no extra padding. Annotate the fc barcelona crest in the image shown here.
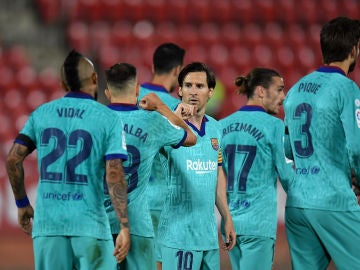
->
[211,138,219,150]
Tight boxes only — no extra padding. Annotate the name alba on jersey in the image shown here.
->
[186,159,217,174]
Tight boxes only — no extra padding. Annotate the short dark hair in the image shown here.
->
[320,16,360,64]
[178,62,216,89]
[235,68,281,98]
[62,50,83,91]
[105,63,137,90]
[153,43,185,74]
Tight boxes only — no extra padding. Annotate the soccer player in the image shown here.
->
[103,62,197,270]
[220,68,294,270]
[284,16,360,269]
[157,62,236,270]
[137,42,185,268]
[5,50,130,269]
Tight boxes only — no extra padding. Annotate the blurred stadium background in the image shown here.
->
[0,0,359,269]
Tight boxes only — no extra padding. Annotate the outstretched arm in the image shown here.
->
[216,166,236,251]
[6,143,34,235]
[139,93,197,146]
[106,159,130,263]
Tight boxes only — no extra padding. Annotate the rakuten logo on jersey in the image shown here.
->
[186,159,217,174]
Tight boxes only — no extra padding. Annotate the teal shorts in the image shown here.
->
[285,207,360,270]
[161,245,220,270]
[115,234,155,270]
[33,236,116,270]
[224,234,275,270]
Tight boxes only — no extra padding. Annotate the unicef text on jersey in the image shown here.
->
[295,166,320,175]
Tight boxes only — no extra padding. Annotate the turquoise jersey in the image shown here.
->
[138,83,181,211]
[220,106,294,239]
[158,116,222,250]
[104,104,186,237]
[284,66,360,211]
[17,92,127,240]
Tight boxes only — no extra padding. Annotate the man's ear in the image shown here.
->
[104,88,111,101]
[61,81,70,92]
[91,72,98,85]
[350,44,359,59]
[173,65,182,77]
[255,85,264,98]
[178,87,183,97]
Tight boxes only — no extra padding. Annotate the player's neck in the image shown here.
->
[152,75,173,93]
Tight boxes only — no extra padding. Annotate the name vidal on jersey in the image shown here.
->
[57,107,85,119]
[186,159,217,174]
[123,124,148,142]
[222,123,264,141]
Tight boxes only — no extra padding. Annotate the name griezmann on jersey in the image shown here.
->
[222,122,264,141]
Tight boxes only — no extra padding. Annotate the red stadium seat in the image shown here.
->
[191,0,210,23]
[77,0,103,21]
[242,23,263,48]
[198,23,220,47]
[342,0,359,18]
[264,22,284,49]
[5,45,30,71]
[67,21,90,54]
[98,45,121,69]
[276,45,296,71]
[16,66,38,92]
[166,0,188,23]
[144,0,166,22]
[230,0,253,24]
[276,0,296,24]
[185,45,208,64]
[110,20,133,48]
[152,22,176,45]
[26,90,47,111]
[38,67,61,95]
[177,24,199,48]
[210,0,232,23]
[208,43,229,70]
[132,20,155,45]
[102,0,125,22]
[229,45,252,70]
[0,66,17,91]
[296,0,317,25]
[89,21,111,52]
[123,0,145,21]
[220,22,241,48]
[254,0,275,22]
[253,44,273,67]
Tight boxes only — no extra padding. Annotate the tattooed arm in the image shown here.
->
[105,158,130,262]
[6,143,34,235]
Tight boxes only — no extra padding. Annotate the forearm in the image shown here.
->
[216,167,232,221]
[106,159,129,230]
[6,144,28,199]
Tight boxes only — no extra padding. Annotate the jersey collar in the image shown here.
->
[108,103,139,111]
[316,66,346,76]
[239,105,266,112]
[65,91,94,100]
[186,116,209,137]
[141,83,168,93]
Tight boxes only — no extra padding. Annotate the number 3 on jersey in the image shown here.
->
[293,103,314,157]
[224,144,257,193]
